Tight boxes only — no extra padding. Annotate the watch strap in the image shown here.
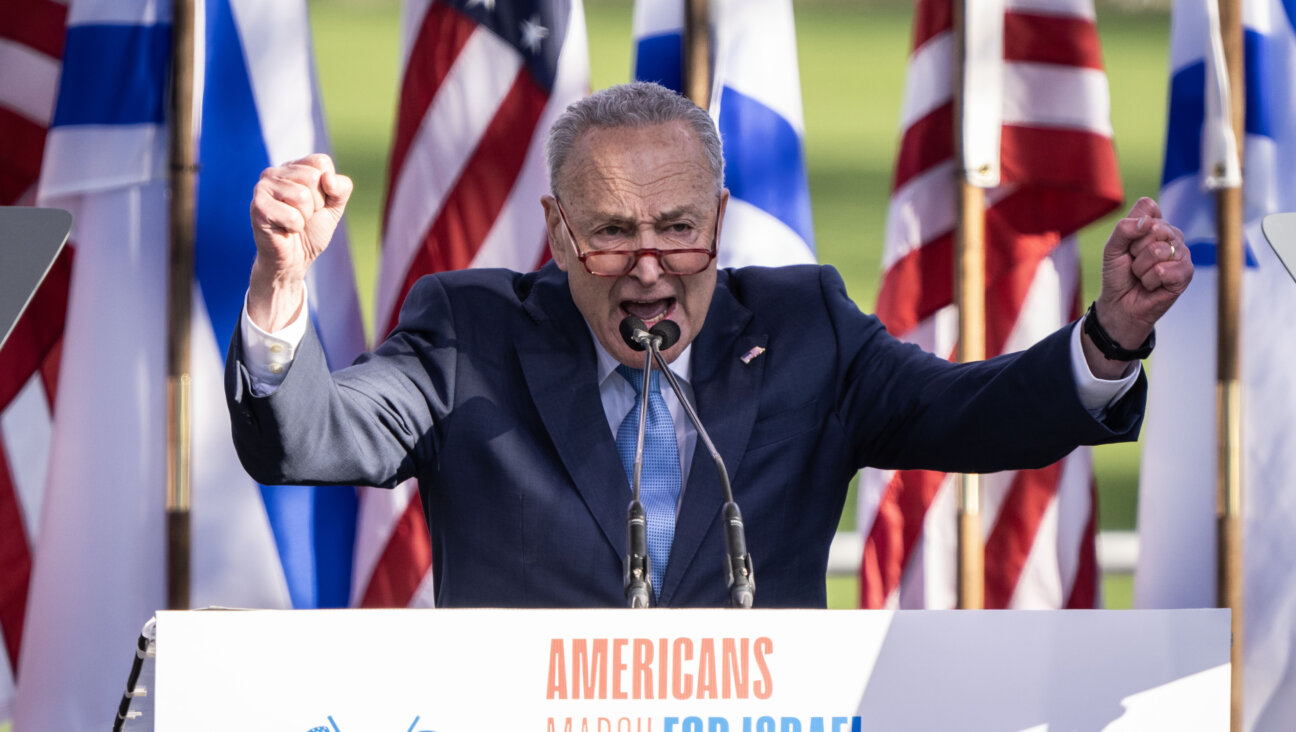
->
[1083,301,1155,361]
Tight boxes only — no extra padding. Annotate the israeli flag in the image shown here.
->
[633,0,816,268]
[17,1,362,726]
[195,0,364,611]
[1137,1,1296,730]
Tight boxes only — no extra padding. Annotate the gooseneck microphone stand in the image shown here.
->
[620,316,659,608]
[619,316,756,609]
[645,322,755,609]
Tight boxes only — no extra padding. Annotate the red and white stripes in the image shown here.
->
[859,0,1122,610]
[0,0,67,717]
[0,0,65,206]
[352,0,589,609]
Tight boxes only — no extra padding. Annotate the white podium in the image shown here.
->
[150,608,1229,731]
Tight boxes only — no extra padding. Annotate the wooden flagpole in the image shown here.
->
[683,0,712,108]
[1215,0,1244,727]
[166,0,197,611]
[952,0,986,610]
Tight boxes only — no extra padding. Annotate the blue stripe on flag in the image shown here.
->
[196,0,356,609]
[197,3,266,350]
[1186,239,1259,268]
[1245,28,1276,140]
[717,87,815,249]
[1162,30,1279,187]
[1285,0,1296,34]
[257,484,357,608]
[52,25,171,126]
[635,33,683,92]
[1161,61,1205,187]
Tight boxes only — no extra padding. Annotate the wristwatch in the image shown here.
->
[1082,301,1155,361]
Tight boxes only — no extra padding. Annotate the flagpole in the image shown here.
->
[683,0,711,107]
[166,0,197,611]
[952,0,986,610]
[1214,0,1245,726]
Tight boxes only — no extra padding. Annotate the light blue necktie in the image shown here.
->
[615,365,681,599]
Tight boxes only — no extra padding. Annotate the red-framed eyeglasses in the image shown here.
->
[556,198,721,277]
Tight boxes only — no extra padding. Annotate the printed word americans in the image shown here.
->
[546,636,774,701]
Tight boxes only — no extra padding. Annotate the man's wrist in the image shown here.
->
[1071,321,1140,414]
[247,259,308,332]
[240,286,310,394]
[1083,301,1155,361]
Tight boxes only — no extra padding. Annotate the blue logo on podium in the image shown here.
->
[310,715,434,732]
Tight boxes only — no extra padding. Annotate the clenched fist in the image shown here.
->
[247,153,353,331]
[1084,197,1193,378]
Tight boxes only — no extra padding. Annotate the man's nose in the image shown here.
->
[626,246,665,284]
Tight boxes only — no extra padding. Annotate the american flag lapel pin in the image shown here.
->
[740,346,766,364]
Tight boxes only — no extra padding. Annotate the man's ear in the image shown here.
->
[716,188,730,246]
[540,195,570,272]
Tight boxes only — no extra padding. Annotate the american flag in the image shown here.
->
[352,0,588,608]
[0,0,67,721]
[858,0,1123,609]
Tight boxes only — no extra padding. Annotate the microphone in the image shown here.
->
[649,320,680,350]
[619,316,656,608]
[640,319,756,609]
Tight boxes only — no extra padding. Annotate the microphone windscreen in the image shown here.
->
[650,320,681,350]
[619,316,648,351]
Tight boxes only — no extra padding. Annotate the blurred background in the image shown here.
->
[307,0,1174,607]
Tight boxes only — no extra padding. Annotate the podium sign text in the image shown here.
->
[155,608,1228,731]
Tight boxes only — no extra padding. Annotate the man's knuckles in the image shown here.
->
[258,176,323,218]
[297,152,335,173]
[320,172,353,205]
[1128,196,1161,219]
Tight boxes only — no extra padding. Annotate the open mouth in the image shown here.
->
[621,298,676,328]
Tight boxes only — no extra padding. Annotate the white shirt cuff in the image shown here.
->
[239,288,309,396]
[1069,320,1139,417]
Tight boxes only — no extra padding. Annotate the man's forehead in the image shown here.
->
[569,123,707,174]
[561,124,714,211]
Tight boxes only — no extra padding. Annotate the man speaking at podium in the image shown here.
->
[226,82,1191,608]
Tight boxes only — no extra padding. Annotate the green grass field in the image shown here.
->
[309,0,1170,608]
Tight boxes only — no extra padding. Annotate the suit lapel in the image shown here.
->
[516,267,629,562]
[659,274,766,604]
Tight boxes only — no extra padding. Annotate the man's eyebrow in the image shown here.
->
[646,204,716,226]
[584,211,637,227]
[584,206,704,225]
[654,207,703,222]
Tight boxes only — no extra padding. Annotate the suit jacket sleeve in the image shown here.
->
[815,266,1146,473]
[225,276,457,488]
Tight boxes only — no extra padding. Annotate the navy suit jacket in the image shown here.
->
[226,262,1144,608]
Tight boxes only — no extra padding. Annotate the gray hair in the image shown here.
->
[545,81,725,200]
